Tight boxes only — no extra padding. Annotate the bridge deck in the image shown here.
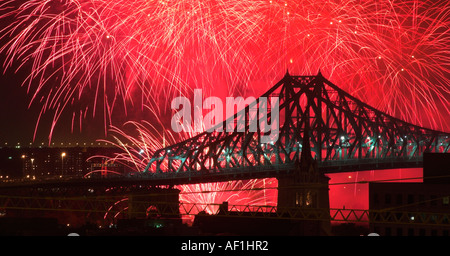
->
[0,157,423,189]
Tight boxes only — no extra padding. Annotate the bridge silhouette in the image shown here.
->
[1,71,450,234]
[141,71,450,184]
[2,71,450,188]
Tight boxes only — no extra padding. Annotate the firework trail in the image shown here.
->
[0,0,449,142]
[1,0,449,222]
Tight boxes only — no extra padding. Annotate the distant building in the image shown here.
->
[369,182,450,236]
[0,146,130,180]
[0,148,22,179]
[369,153,450,236]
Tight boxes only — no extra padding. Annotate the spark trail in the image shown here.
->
[0,0,449,141]
[1,0,448,219]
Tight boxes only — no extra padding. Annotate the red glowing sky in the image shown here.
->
[0,1,445,219]
[0,0,449,145]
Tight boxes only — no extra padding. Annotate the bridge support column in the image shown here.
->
[277,160,331,235]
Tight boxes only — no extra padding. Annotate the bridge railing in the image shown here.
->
[138,156,422,180]
[131,163,297,181]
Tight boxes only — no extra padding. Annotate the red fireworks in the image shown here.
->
[0,0,449,220]
[0,0,449,140]
[98,121,277,223]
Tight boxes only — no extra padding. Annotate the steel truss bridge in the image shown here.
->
[1,71,450,229]
[143,71,450,184]
[2,71,449,188]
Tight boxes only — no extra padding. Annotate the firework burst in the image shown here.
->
[1,0,449,223]
[98,120,277,224]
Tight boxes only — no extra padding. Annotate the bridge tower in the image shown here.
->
[277,110,331,235]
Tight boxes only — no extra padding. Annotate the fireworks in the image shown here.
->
[0,0,449,141]
[99,121,277,224]
[178,179,277,224]
[0,0,449,223]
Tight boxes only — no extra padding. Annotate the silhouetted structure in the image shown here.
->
[2,73,450,235]
[145,72,450,184]
[369,153,450,236]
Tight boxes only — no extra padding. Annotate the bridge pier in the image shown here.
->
[277,160,331,235]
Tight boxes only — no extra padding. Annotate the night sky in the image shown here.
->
[0,72,106,145]
[0,0,448,146]
[0,52,144,146]
[0,12,85,145]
